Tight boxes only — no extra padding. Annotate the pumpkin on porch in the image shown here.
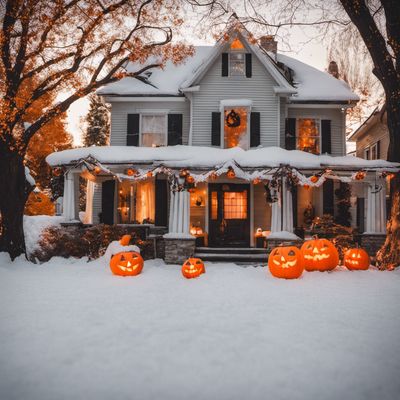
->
[119,234,131,246]
[182,257,205,279]
[343,248,370,270]
[301,238,339,271]
[110,252,144,276]
[268,246,304,279]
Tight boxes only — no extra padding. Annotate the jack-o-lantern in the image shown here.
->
[343,248,370,270]
[110,252,144,276]
[182,257,205,279]
[268,246,304,279]
[301,238,339,271]
[119,234,131,246]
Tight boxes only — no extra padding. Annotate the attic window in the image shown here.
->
[230,38,244,50]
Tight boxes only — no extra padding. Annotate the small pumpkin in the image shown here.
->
[301,238,339,271]
[126,168,137,176]
[268,246,304,279]
[110,251,144,276]
[94,166,102,174]
[119,234,131,246]
[343,248,370,270]
[310,175,319,183]
[227,168,236,179]
[182,257,205,279]
[355,171,366,180]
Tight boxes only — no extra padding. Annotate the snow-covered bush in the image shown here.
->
[31,224,152,262]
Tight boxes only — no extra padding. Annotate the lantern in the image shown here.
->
[227,168,235,179]
[110,252,144,276]
[301,238,339,271]
[268,246,304,279]
[126,168,137,176]
[119,235,131,246]
[94,166,102,174]
[182,258,206,279]
[310,175,319,183]
[355,171,366,180]
[186,175,195,184]
[343,248,370,270]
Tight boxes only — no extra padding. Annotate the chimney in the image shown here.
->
[328,61,339,79]
[259,35,278,60]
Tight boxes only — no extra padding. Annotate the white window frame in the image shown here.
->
[295,118,322,155]
[364,147,370,160]
[229,51,246,77]
[370,142,378,160]
[138,110,168,147]
[221,106,251,150]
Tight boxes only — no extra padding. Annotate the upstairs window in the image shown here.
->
[141,114,166,147]
[230,38,245,76]
[296,118,321,155]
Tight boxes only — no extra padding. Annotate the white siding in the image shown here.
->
[191,53,280,147]
[109,100,190,146]
[287,107,346,156]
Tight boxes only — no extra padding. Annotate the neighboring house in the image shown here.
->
[47,26,398,263]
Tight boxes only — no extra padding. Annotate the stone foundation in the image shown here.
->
[164,237,196,264]
[267,238,304,250]
[360,233,386,256]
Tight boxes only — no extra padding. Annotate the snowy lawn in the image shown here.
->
[1,254,400,400]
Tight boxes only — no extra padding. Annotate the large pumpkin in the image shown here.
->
[182,258,205,279]
[301,238,339,271]
[110,252,144,276]
[268,246,304,279]
[343,248,370,270]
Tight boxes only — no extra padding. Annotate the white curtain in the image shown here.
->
[270,180,294,233]
[136,181,155,223]
[141,115,166,147]
[84,180,95,224]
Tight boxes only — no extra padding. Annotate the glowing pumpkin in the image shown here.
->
[268,246,304,279]
[355,171,366,180]
[301,238,339,271]
[343,248,370,270]
[110,252,144,276]
[310,175,319,183]
[119,234,131,246]
[94,166,102,174]
[126,168,137,176]
[182,258,205,279]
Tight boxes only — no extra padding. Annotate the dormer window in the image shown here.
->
[230,38,245,76]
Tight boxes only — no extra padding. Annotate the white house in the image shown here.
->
[47,27,399,263]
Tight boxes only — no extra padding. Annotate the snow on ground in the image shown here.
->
[1,254,400,400]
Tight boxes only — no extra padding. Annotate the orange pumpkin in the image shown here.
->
[301,238,339,271]
[343,248,370,270]
[110,252,144,276]
[186,175,195,184]
[94,166,102,174]
[355,171,366,180]
[146,171,153,178]
[119,234,131,246]
[268,246,304,279]
[182,257,205,279]
[126,168,137,176]
[227,168,235,179]
[310,175,319,183]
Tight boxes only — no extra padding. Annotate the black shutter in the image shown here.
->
[211,112,221,146]
[250,112,260,147]
[356,197,365,233]
[155,178,168,227]
[222,53,229,76]
[127,114,140,146]
[323,179,334,216]
[167,114,183,145]
[101,180,115,225]
[376,140,381,159]
[245,53,252,78]
[285,118,296,150]
[321,120,332,154]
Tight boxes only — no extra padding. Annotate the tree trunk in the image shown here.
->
[0,149,31,260]
[376,95,400,270]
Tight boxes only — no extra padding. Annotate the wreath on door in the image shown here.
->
[225,109,241,128]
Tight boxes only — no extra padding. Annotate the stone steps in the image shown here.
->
[194,247,269,264]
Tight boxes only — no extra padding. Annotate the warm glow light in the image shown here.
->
[297,119,320,154]
[224,107,248,149]
[224,191,247,219]
[230,38,245,49]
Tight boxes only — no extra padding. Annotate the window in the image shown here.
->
[364,148,370,160]
[224,107,249,149]
[224,191,247,219]
[230,52,245,76]
[296,118,320,155]
[141,114,166,147]
[370,143,378,160]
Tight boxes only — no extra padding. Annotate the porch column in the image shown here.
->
[62,171,79,221]
[168,189,191,235]
[83,180,95,224]
[365,180,386,234]
[270,179,294,233]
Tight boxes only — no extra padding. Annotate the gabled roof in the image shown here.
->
[98,27,359,103]
[348,104,386,141]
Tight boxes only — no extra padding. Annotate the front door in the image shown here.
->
[208,183,250,247]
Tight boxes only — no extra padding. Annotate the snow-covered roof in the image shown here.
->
[98,41,358,103]
[46,145,398,170]
[277,54,359,102]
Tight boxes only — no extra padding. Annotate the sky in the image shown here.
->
[66,22,331,146]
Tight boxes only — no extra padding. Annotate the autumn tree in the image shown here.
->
[0,0,194,259]
[83,94,110,147]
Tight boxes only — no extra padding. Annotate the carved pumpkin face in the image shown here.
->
[110,252,144,276]
[344,248,370,270]
[119,234,131,246]
[268,246,304,279]
[182,258,205,279]
[301,238,339,271]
